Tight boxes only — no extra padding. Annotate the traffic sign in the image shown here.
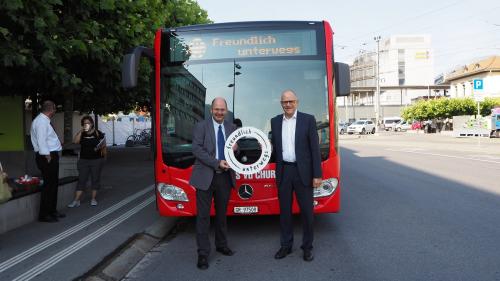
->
[473,79,485,102]
[473,79,483,90]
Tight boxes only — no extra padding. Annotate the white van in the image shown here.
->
[383,117,403,131]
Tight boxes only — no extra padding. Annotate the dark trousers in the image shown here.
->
[35,152,60,218]
[196,172,231,256]
[77,158,104,191]
[278,165,314,250]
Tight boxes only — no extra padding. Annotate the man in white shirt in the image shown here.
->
[31,100,64,222]
[270,90,322,262]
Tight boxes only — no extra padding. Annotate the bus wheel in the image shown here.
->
[371,128,375,134]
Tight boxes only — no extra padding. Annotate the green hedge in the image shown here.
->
[401,97,500,121]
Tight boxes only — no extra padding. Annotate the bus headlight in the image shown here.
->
[313,178,338,198]
[157,183,189,202]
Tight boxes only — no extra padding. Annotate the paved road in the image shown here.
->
[0,147,158,281]
[125,134,500,281]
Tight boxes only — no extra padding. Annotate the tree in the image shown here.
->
[1,0,211,143]
[401,97,500,121]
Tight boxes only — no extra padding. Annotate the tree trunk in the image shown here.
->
[94,112,98,130]
[63,92,74,147]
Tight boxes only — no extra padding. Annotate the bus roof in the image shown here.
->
[164,21,326,32]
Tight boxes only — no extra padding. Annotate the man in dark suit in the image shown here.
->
[270,89,322,262]
[190,97,237,270]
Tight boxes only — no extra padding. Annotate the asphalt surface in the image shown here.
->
[124,133,500,281]
[0,147,158,281]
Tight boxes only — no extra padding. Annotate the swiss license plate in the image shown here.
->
[234,206,258,214]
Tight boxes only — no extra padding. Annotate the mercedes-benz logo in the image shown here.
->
[238,184,253,200]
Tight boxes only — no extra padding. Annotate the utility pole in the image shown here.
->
[344,96,348,122]
[374,35,381,131]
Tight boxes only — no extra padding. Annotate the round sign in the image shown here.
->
[224,127,272,175]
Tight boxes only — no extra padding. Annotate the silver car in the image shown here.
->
[347,120,376,134]
[338,122,350,134]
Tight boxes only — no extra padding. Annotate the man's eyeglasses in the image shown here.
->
[280,100,297,105]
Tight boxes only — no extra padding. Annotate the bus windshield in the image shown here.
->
[160,28,330,168]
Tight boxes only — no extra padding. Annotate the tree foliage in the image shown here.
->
[0,0,211,114]
[401,97,500,121]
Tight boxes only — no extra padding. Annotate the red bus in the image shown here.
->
[122,21,350,216]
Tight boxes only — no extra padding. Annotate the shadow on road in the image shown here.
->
[128,146,500,281]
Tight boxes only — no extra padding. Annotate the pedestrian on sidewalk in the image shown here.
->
[68,116,106,208]
[30,100,65,222]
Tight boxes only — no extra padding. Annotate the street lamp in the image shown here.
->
[227,59,242,118]
[374,35,381,131]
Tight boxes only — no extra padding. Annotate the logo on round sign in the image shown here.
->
[224,127,272,175]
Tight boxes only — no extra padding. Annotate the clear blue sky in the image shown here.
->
[195,0,500,76]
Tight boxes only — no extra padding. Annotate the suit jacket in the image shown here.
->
[271,111,322,187]
[189,118,237,190]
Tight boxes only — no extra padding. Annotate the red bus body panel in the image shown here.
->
[154,21,341,216]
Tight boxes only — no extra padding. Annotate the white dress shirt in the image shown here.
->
[212,118,226,160]
[31,113,62,155]
[281,110,297,162]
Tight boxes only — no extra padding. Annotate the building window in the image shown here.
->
[398,49,405,85]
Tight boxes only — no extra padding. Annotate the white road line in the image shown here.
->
[0,186,153,273]
[386,149,500,164]
[12,196,155,281]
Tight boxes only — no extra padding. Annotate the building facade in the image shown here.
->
[338,35,437,122]
[445,56,500,99]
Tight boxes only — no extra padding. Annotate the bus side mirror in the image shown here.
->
[334,62,351,97]
[121,47,154,89]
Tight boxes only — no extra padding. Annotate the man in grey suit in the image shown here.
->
[270,89,322,262]
[190,97,237,270]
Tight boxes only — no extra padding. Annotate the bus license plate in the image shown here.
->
[234,206,258,214]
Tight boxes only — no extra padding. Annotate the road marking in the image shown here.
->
[466,155,500,161]
[0,186,153,273]
[386,149,500,164]
[12,196,155,281]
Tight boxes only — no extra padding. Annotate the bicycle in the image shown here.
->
[126,128,151,147]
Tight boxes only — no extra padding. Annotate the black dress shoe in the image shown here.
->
[51,212,66,218]
[303,249,314,262]
[274,247,292,259]
[39,216,58,223]
[197,255,209,270]
[216,247,234,256]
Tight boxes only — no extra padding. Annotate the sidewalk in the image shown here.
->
[0,146,173,281]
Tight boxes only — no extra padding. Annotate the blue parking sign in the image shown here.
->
[473,79,483,90]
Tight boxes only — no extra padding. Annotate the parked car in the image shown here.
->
[383,117,403,131]
[338,122,351,135]
[347,120,375,134]
[395,120,411,131]
[411,121,422,130]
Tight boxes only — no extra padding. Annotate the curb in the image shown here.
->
[84,216,178,281]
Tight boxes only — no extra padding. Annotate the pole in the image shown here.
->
[352,94,356,120]
[232,60,236,119]
[112,116,117,146]
[374,36,381,131]
[477,101,481,147]
[344,96,348,122]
